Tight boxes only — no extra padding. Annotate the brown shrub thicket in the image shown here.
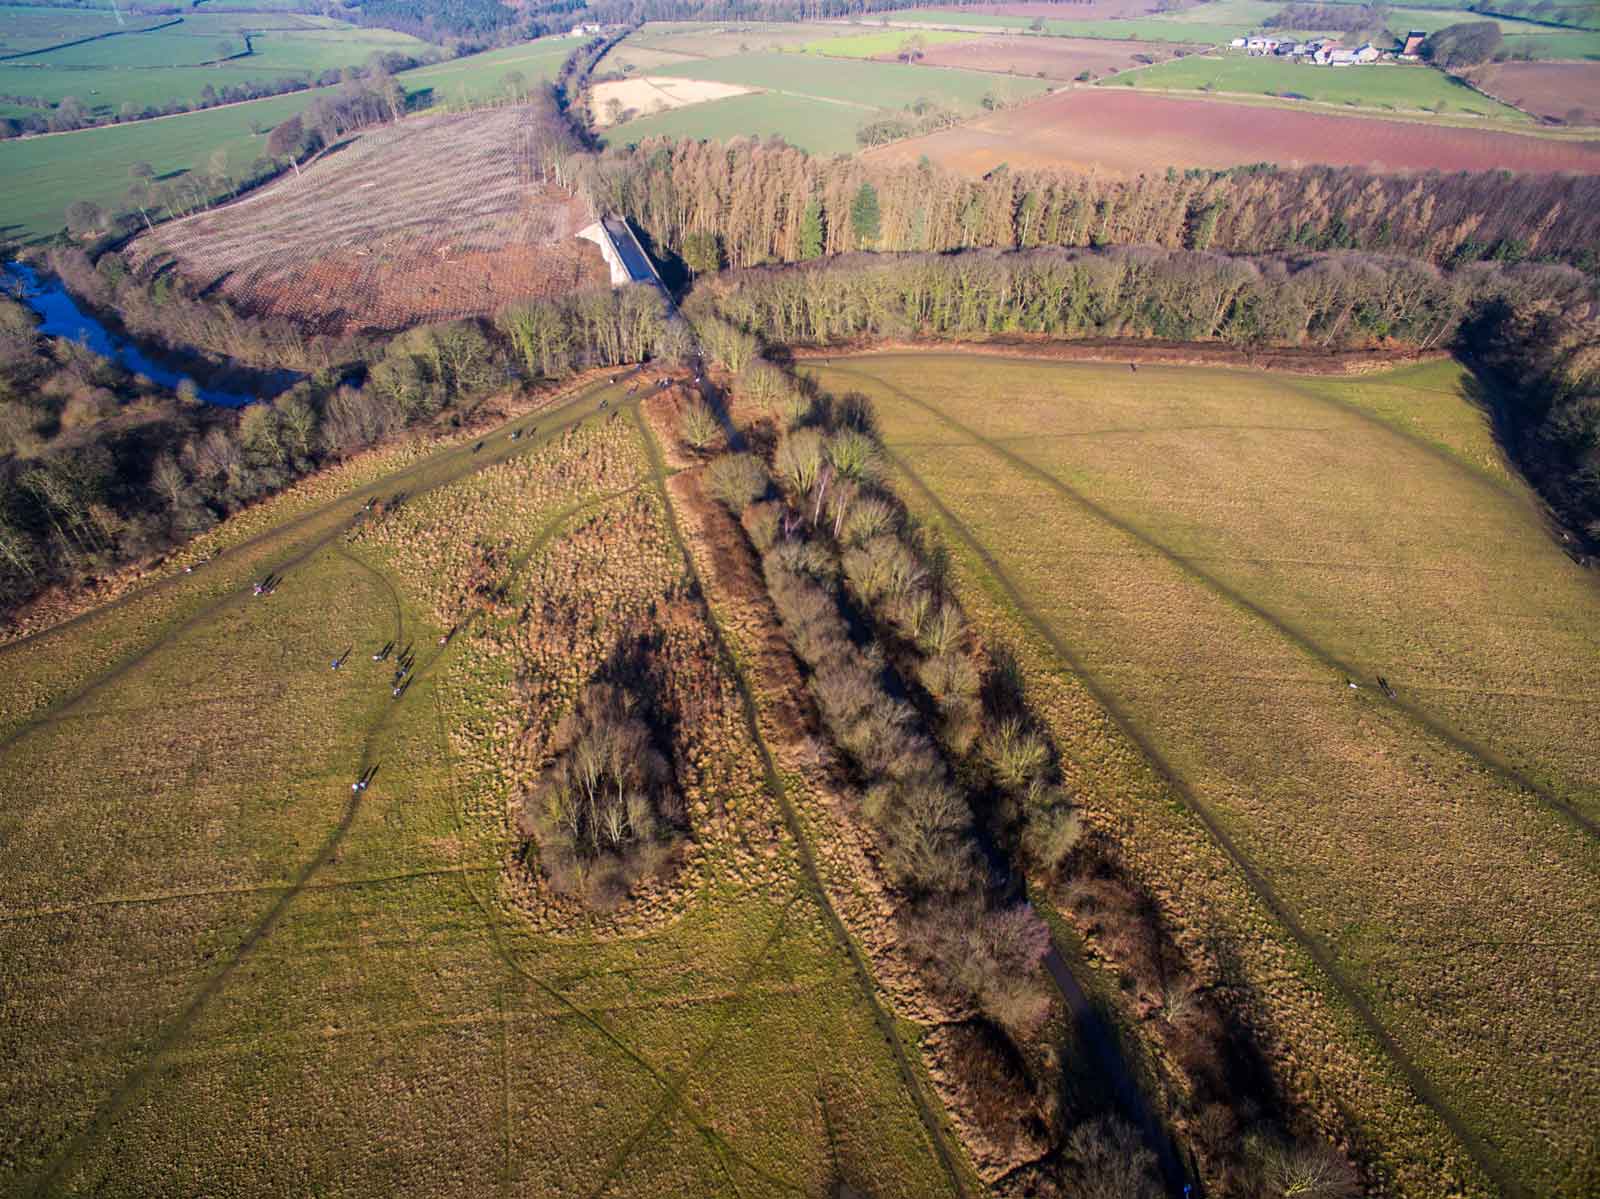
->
[519,682,686,910]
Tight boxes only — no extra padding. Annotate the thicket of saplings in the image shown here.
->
[696,347,1356,1198]
[587,138,1600,274]
[0,278,674,616]
[519,678,688,909]
[687,247,1600,553]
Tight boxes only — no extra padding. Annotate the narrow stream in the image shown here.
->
[2,261,300,408]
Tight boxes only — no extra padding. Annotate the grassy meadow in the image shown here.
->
[1119,53,1529,119]
[800,28,976,58]
[0,12,425,117]
[802,353,1600,1196]
[0,377,967,1198]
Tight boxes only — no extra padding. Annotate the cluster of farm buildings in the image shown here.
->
[1233,30,1428,66]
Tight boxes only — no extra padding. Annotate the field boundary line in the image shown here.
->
[630,402,971,1199]
[877,440,1520,1199]
[826,362,1600,844]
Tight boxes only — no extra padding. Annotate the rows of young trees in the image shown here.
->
[0,278,672,615]
[581,138,1600,276]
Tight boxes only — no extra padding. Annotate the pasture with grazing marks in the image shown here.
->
[802,352,1600,1196]
[0,377,966,1199]
[125,104,607,334]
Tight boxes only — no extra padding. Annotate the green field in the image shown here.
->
[600,48,1053,152]
[0,379,970,1199]
[800,28,975,58]
[0,38,572,243]
[884,4,1592,55]
[652,49,1051,109]
[884,8,1267,44]
[0,5,178,56]
[803,352,1600,1195]
[602,89,869,155]
[398,38,573,108]
[1120,52,1529,118]
[0,13,426,119]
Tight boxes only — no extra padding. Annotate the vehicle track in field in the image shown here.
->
[15,380,648,1197]
[878,441,1522,1199]
[631,404,972,1199]
[372,444,815,1196]
[0,377,626,753]
[821,362,1599,845]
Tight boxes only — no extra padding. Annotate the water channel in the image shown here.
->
[2,260,300,407]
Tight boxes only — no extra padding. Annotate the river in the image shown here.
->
[2,261,300,408]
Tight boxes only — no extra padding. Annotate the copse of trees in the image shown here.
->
[583,138,1600,274]
[1423,21,1506,68]
[520,681,687,908]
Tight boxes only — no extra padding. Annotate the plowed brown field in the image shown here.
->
[128,105,608,334]
[1471,61,1600,125]
[885,35,1179,79]
[866,88,1600,176]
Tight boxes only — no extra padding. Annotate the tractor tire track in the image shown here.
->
[23,511,494,1196]
[584,897,800,1199]
[879,443,1522,1199]
[630,405,971,1199]
[432,682,805,1198]
[0,380,619,753]
[824,363,1599,845]
[415,466,807,1196]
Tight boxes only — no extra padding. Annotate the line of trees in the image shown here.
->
[0,276,673,616]
[579,138,1600,275]
[700,345,1362,1194]
[685,245,1593,352]
[686,244,1600,553]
